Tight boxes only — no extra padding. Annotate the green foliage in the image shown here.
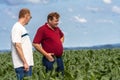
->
[0,49,120,80]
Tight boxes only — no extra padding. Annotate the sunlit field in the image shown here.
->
[0,49,120,80]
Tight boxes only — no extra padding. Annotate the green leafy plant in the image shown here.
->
[0,49,120,80]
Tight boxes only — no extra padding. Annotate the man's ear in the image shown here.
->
[24,14,27,18]
[48,19,51,23]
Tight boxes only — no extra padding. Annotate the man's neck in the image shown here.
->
[47,23,55,30]
[19,18,25,26]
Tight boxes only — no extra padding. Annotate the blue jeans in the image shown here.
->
[42,56,64,74]
[15,66,32,80]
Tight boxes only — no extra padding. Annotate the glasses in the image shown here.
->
[30,16,32,19]
[25,14,32,19]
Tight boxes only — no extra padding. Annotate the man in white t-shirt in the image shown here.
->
[11,8,34,80]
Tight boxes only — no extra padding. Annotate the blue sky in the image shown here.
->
[0,0,120,50]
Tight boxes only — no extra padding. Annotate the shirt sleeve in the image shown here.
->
[58,27,64,38]
[12,27,22,43]
[33,27,44,44]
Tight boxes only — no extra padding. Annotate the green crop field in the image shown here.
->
[0,49,120,80]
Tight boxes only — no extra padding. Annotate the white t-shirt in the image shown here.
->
[11,22,34,68]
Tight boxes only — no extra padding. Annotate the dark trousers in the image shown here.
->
[15,66,32,80]
[42,56,64,75]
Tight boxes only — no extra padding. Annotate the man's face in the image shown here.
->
[49,17,59,28]
[24,13,32,25]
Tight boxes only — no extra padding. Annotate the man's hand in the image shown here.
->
[32,43,54,62]
[23,63,29,71]
[15,43,29,71]
[45,53,54,62]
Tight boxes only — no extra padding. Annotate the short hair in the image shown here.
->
[47,12,60,21]
[19,8,30,18]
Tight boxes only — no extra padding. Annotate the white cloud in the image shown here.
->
[103,0,112,4]
[28,0,40,3]
[0,0,49,5]
[83,31,88,35]
[112,6,120,14]
[86,6,101,12]
[4,8,17,19]
[2,27,7,31]
[2,0,26,5]
[96,19,113,24]
[27,0,48,4]
[68,8,73,12]
[74,16,87,23]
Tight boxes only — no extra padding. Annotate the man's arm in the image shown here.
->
[60,36,64,43]
[32,43,54,62]
[14,43,29,71]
